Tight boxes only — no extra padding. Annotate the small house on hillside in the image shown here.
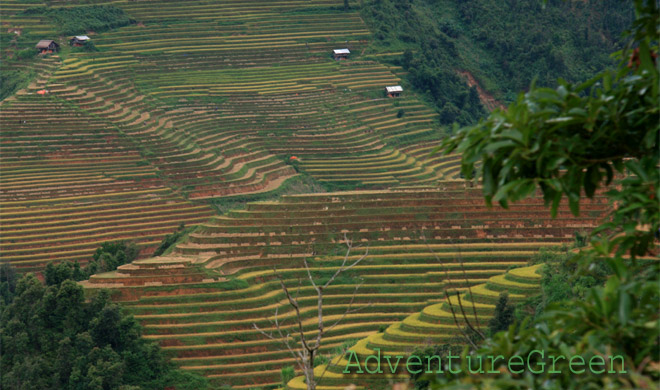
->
[385,85,403,98]
[36,40,59,54]
[70,35,90,46]
[332,48,350,60]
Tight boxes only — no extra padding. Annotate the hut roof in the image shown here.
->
[36,40,56,49]
[333,48,350,55]
[73,35,90,41]
[385,85,403,93]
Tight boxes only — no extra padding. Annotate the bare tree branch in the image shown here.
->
[252,235,368,390]
[423,231,485,348]
[317,341,353,386]
[321,233,368,290]
[456,290,486,341]
[456,246,483,333]
[444,290,479,350]
[253,306,305,373]
[325,282,370,334]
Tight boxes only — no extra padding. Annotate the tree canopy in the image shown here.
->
[0,241,210,390]
[425,0,659,388]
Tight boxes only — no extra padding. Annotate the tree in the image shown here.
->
[344,0,349,12]
[487,293,514,335]
[86,241,139,276]
[0,262,18,305]
[425,0,658,388]
[153,224,188,257]
[253,234,369,390]
[0,272,210,390]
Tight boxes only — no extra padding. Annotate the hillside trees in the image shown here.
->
[43,241,139,284]
[0,270,210,390]
[361,0,633,124]
[427,0,658,388]
[21,5,134,36]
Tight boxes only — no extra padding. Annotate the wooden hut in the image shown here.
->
[332,48,350,60]
[70,35,90,46]
[385,85,403,98]
[36,40,59,54]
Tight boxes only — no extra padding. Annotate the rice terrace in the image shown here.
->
[0,1,657,390]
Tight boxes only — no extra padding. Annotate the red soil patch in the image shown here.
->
[457,70,505,111]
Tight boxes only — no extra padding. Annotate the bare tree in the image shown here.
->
[420,231,486,349]
[253,233,369,390]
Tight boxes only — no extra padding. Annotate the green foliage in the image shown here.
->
[44,261,87,286]
[529,248,612,317]
[15,49,36,60]
[361,0,486,126]
[87,241,139,276]
[426,1,659,388]
[281,365,295,386]
[361,0,632,125]
[408,344,461,389]
[21,5,134,35]
[0,69,33,101]
[44,241,140,284]
[211,174,326,214]
[425,264,659,389]
[0,263,18,306]
[453,0,632,93]
[436,4,658,229]
[487,293,514,335]
[0,272,210,390]
[153,223,190,257]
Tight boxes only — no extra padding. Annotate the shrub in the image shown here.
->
[153,224,189,257]
[15,48,36,60]
[281,366,295,386]
[21,6,134,35]
[487,293,514,335]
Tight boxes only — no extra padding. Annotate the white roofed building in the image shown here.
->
[332,48,350,60]
[70,35,91,46]
[385,85,403,97]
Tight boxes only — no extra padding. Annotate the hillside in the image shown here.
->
[82,186,609,388]
[361,0,632,123]
[1,0,467,271]
[287,263,544,389]
[0,1,643,389]
[0,1,630,270]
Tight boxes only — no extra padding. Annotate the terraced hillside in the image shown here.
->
[1,0,464,270]
[287,264,544,389]
[84,186,609,388]
[0,57,215,272]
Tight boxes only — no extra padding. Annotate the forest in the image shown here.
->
[0,242,210,390]
[361,0,633,125]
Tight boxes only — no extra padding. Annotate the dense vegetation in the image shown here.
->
[153,224,190,257]
[21,6,134,36]
[0,68,33,101]
[43,241,139,285]
[0,30,38,100]
[426,0,659,388]
[361,0,633,124]
[0,269,210,390]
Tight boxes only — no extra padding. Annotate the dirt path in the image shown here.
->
[457,70,506,111]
